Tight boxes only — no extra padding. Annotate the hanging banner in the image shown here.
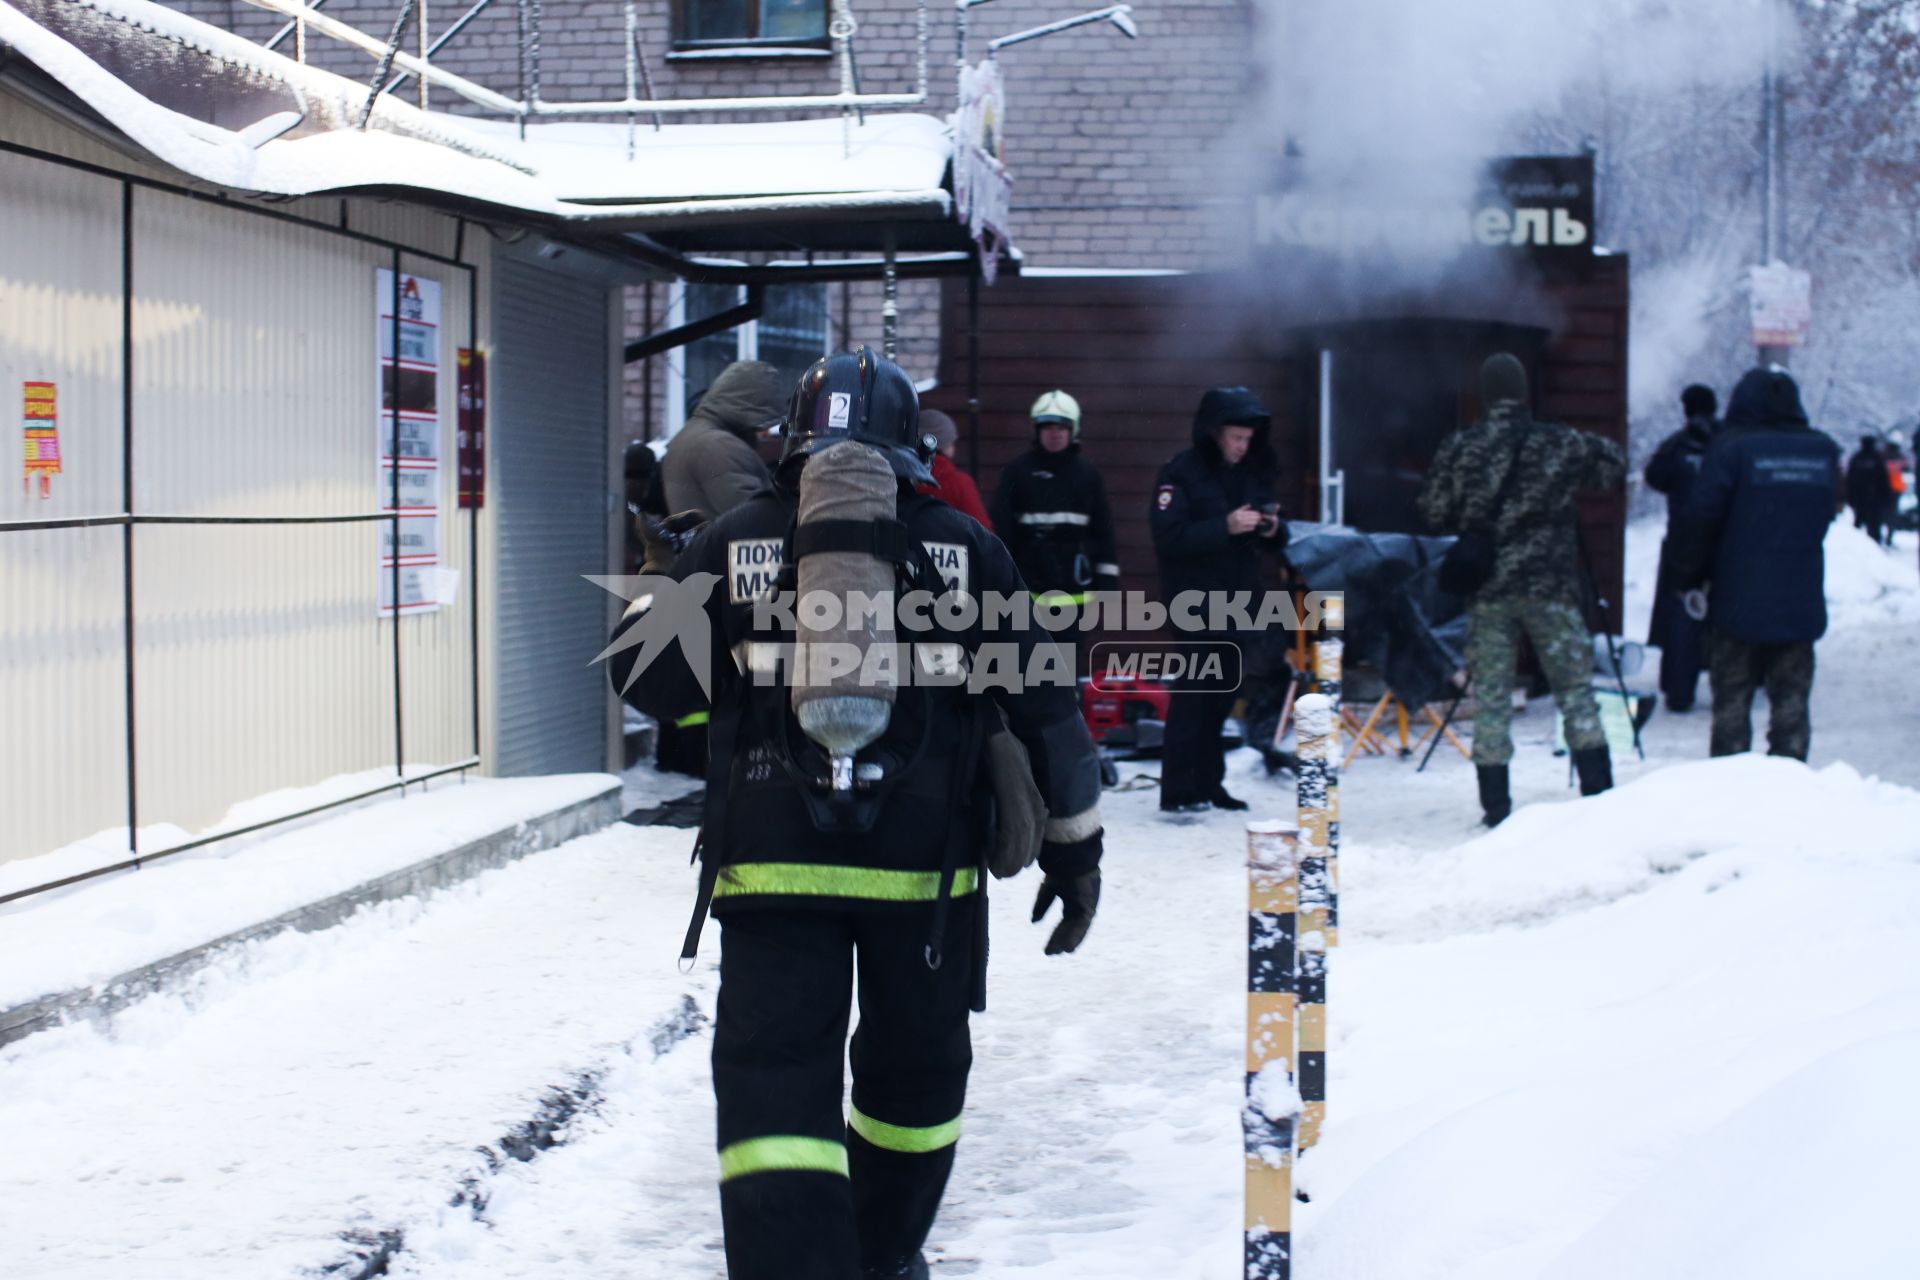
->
[378,269,442,616]
[955,60,1013,283]
[22,381,60,498]
[1750,262,1811,348]
[457,347,486,509]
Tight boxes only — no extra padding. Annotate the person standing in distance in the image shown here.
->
[1418,353,1625,827]
[989,390,1121,673]
[660,359,784,520]
[1669,365,1841,761]
[919,409,992,529]
[1149,386,1288,814]
[1845,436,1893,547]
[1644,384,1720,711]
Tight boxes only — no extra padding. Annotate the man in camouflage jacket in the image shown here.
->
[1418,353,1627,825]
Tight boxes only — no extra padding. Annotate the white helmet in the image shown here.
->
[1030,389,1082,442]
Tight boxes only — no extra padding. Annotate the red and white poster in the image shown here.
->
[378,269,443,616]
[22,381,60,498]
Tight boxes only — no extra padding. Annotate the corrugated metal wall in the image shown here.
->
[0,145,134,865]
[490,256,616,777]
[1,113,482,869]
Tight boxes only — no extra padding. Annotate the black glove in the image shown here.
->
[639,510,706,574]
[1031,869,1100,955]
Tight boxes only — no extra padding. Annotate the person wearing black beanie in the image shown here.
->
[1645,383,1721,711]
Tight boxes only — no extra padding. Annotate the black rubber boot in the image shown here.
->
[1209,787,1250,812]
[864,1255,930,1280]
[1573,746,1613,797]
[1476,765,1512,828]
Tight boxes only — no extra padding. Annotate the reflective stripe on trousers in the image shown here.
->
[713,863,980,902]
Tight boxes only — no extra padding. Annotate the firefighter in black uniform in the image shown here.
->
[989,389,1122,672]
[1149,386,1288,813]
[609,350,1105,1280]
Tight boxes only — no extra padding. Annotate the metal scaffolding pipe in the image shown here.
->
[264,0,328,51]
[238,0,524,115]
[988,3,1134,53]
[382,0,495,98]
[528,90,926,117]
[246,0,934,122]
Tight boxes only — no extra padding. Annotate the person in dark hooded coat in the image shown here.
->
[661,360,784,520]
[648,362,786,777]
[1669,366,1841,761]
[1644,383,1720,711]
[1149,386,1289,813]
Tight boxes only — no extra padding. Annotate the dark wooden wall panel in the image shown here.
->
[929,255,1630,631]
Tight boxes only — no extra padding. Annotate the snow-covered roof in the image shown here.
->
[0,0,955,230]
[461,116,949,206]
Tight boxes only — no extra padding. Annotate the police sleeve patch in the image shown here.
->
[727,537,786,603]
[1156,485,1175,510]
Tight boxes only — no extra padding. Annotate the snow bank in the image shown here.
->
[1347,754,1920,940]
[1297,755,1920,1279]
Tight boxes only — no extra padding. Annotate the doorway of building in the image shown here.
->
[1304,318,1549,534]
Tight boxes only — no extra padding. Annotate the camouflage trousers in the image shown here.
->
[1707,631,1815,761]
[1466,597,1605,766]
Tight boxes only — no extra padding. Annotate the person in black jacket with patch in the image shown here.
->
[989,390,1121,672]
[1669,366,1841,761]
[608,350,1104,1280]
[1149,386,1288,813]
[1644,383,1719,711]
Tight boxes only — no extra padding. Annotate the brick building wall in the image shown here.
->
[168,0,1260,440]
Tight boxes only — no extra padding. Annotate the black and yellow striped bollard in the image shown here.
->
[1245,818,1301,1279]
[1314,593,1345,946]
[1292,692,1334,1151]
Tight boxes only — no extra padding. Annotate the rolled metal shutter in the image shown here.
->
[492,257,610,776]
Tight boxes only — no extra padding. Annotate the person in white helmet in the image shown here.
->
[988,390,1121,674]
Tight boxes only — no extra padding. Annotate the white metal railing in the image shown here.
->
[235,0,931,123]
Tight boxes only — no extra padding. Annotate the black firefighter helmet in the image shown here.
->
[778,347,932,485]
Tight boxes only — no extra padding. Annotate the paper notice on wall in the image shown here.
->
[378,269,442,616]
[22,381,61,499]
[427,566,461,607]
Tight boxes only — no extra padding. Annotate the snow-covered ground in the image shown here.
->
[0,772,616,1013]
[4,519,1916,1279]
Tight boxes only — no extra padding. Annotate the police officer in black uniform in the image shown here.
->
[1149,386,1288,813]
[609,349,1105,1280]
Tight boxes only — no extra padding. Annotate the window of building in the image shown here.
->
[673,0,828,48]
[667,282,830,435]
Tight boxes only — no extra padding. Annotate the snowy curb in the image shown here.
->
[0,783,621,1048]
